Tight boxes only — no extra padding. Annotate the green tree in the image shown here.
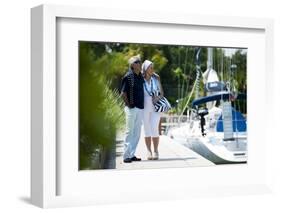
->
[79,42,125,169]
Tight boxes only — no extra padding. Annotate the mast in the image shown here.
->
[195,48,201,99]
[207,48,213,69]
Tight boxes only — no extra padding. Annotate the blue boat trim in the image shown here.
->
[204,81,226,92]
[216,108,247,132]
[192,92,246,107]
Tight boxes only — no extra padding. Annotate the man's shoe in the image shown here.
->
[130,156,141,161]
[123,158,132,163]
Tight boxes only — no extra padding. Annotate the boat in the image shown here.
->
[167,48,247,164]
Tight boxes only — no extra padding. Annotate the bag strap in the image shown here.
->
[153,75,163,96]
[144,78,154,96]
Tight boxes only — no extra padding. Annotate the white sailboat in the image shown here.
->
[167,48,247,164]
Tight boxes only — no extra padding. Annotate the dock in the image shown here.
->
[115,127,214,170]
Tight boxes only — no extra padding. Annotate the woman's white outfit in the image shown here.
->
[143,76,161,137]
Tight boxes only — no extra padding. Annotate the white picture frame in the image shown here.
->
[31,4,274,208]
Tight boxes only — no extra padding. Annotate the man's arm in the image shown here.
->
[121,91,130,107]
[120,76,131,107]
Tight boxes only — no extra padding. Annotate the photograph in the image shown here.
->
[78,41,247,170]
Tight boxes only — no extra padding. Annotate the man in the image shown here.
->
[120,55,144,163]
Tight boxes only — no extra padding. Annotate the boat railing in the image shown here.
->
[160,114,189,135]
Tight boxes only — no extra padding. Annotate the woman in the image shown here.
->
[141,60,164,160]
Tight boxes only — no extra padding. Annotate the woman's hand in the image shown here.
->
[152,95,161,104]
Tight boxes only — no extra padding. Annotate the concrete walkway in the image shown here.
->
[115,127,214,170]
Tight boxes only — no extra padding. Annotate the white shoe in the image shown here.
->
[153,152,159,160]
[147,151,153,160]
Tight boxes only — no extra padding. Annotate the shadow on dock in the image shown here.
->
[115,128,215,170]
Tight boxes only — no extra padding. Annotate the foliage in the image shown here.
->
[79,43,125,170]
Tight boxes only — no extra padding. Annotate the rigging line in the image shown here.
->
[178,69,200,119]
[178,47,201,122]
[195,48,201,99]
[233,53,239,134]
[177,48,181,100]
[220,49,224,106]
[221,49,224,84]
[182,47,189,102]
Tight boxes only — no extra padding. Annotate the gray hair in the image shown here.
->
[128,55,141,68]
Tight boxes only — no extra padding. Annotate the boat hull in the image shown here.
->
[168,125,247,164]
[184,137,247,164]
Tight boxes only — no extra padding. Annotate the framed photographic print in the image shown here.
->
[31,4,274,208]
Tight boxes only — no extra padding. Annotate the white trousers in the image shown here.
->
[143,97,161,137]
[123,107,143,159]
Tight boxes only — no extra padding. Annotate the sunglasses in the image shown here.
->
[134,60,141,64]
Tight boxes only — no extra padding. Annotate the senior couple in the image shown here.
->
[120,55,164,163]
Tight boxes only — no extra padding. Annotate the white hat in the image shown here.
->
[128,55,141,66]
[142,60,153,73]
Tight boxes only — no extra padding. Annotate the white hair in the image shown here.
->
[141,60,153,73]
